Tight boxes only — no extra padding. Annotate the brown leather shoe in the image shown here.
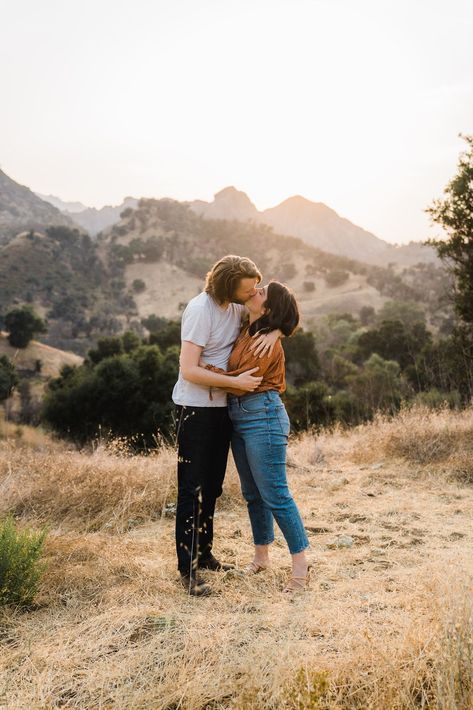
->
[199,555,234,572]
[180,573,212,596]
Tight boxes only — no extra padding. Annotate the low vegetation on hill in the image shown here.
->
[1,406,473,708]
[0,195,452,358]
[37,297,470,446]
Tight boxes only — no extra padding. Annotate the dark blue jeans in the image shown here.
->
[229,390,309,555]
[175,405,232,575]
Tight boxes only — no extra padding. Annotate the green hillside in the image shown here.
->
[0,199,452,354]
[104,198,452,330]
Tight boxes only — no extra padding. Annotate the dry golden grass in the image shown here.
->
[1,406,473,708]
[0,413,52,449]
[0,436,177,533]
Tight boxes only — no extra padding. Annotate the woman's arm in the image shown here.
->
[180,341,262,392]
[249,329,283,358]
[202,342,283,395]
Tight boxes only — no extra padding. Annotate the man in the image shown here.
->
[172,255,280,596]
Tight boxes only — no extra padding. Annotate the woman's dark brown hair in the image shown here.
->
[204,255,262,305]
[249,281,299,337]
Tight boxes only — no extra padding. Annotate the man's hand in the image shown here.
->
[249,329,281,359]
[234,367,263,392]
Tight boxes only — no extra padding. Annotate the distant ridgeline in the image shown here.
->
[0,169,76,243]
[0,167,450,354]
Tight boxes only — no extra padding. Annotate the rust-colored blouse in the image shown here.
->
[206,326,286,397]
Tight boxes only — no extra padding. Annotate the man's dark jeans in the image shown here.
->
[175,404,232,576]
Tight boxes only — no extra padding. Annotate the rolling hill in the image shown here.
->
[0,168,449,353]
[0,170,75,244]
[102,198,448,331]
[0,331,83,421]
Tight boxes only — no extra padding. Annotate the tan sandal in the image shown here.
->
[243,561,270,575]
[282,564,312,594]
[282,575,309,594]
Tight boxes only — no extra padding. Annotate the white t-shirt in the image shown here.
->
[172,292,245,407]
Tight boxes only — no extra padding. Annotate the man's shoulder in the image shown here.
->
[183,291,211,315]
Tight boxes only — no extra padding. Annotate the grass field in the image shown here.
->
[1,406,473,709]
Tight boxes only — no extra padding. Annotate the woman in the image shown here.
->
[204,281,310,593]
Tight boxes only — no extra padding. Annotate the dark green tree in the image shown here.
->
[282,329,321,386]
[283,382,334,431]
[427,135,473,325]
[88,336,124,364]
[355,319,431,370]
[4,306,47,348]
[42,344,179,446]
[148,321,181,350]
[0,356,18,403]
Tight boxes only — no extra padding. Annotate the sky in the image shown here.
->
[1,0,472,244]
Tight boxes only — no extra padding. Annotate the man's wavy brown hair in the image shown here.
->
[248,281,300,337]
[204,255,262,304]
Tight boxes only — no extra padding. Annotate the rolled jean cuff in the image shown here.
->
[288,542,310,555]
[253,535,275,546]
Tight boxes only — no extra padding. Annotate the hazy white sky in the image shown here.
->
[1,0,472,243]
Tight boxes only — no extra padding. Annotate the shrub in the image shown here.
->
[325,269,349,288]
[4,305,47,348]
[0,516,47,607]
[0,355,18,403]
[132,278,146,293]
[283,382,334,431]
[275,262,297,281]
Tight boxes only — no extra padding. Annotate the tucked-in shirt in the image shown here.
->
[206,325,286,397]
[172,292,245,407]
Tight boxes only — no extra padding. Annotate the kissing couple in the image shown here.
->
[172,255,310,596]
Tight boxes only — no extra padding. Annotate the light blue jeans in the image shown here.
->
[228,390,309,555]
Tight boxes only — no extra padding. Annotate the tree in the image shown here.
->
[141,314,169,333]
[282,329,321,386]
[132,278,146,293]
[427,134,473,325]
[148,321,181,350]
[359,305,375,326]
[283,382,334,431]
[4,306,47,348]
[88,336,124,364]
[376,300,426,329]
[0,356,18,403]
[355,319,431,370]
[346,354,403,416]
[42,343,180,446]
[325,270,349,288]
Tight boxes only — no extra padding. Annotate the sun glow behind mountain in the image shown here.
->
[1,0,472,243]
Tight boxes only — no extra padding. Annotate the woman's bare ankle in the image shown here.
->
[291,551,308,578]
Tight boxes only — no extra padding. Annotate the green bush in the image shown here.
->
[324,269,349,288]
[0,517,47,607]
[283,382,334,431]
[413,388,461,410]
[4,305,47,348]
[132,278,146,293]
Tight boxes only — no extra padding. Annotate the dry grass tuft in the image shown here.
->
[1,410,473,708]
[0,413,53,449]
[305,405,473,485]
[0,440,177,532]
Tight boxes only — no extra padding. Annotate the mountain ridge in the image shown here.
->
[36,193,139,236]
[189,186,437,267]
[0,169,75,243]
